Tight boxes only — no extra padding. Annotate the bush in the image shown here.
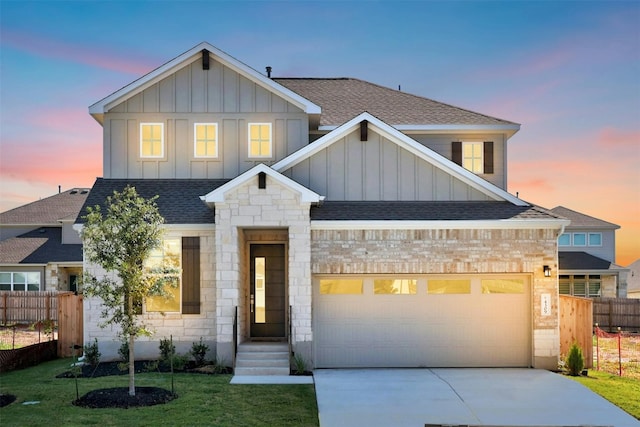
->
[83,339,101,366]
[565,342,585,376]
[159,337,176,366]
[190,338,209,367]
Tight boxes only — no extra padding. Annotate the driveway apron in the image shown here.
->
[313,368,640,427]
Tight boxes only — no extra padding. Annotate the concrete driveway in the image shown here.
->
[313,368,640,427]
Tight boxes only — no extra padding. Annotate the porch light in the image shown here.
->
[543,265,551,277]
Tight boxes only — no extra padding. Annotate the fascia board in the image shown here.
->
[311,218,571,230]
[319,124,521,134]
[90,42,320,119]
[0,263,47,267]
[201,164,323,204]
[276,112,527,206]
[559,269,624,275]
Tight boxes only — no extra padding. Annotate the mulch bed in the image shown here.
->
[72,387,176,408]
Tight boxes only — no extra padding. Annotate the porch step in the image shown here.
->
[234,342,290,376]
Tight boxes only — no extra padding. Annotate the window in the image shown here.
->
[0,272,41,291]
[463,142,483,173]
[320,279,363,295]
[146,239,181,312]
[481,278,525,294]
[572,233,587,246]
[194,123,218,158]
[558,233,571,246]
[588,233,602,246]
[374,279,417,295]
[248,123,272,158]
[140,123,164,158]
[559,275,601,297]
[428,279,471,294]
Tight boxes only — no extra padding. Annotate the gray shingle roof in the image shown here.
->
[559,251,613,270]
[0,227,82,264]
[310,201,562,221]
[0,188,90,225]
[274,78,518,128]
[551,206,619,229]
[77,179,229,224]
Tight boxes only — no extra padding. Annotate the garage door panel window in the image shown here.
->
[481,278,525,294]
[427,279,471,294]
[374,279,417,295]
[320,279,363,295]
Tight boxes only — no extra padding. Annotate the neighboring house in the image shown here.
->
[78,42,570,370]
[627,259,640,299]
[551,206,629,298]
[0,188,89,292]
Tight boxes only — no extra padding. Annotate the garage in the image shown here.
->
[313,275,531,368]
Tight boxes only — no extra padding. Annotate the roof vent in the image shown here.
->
[70,190,78,194]
[81,190,89,194]
[266,66,272,78]
[202,49,210,70]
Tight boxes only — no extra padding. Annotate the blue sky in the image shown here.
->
[1,0,639,264]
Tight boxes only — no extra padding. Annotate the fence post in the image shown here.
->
[617,326,622,377]
[2,293,6,324]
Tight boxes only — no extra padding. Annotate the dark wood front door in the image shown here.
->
[250,244,286,338]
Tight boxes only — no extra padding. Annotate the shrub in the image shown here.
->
[291,353,307,375]
[159,337,176,365]
[565,342,585,376]
[190,338,209,367]
[83,339,101,366]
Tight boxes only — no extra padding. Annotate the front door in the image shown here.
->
[250,244,286,338]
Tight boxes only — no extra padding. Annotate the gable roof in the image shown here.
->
[89,42,321,124]
[274,77,520,135]
[77,179,228,224]
[201,164,323,204]
[0,188,90,226]
[273,112,528,206]
[551,206,620,229]
[0,227,82,264]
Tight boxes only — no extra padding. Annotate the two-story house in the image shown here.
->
[551,206,629,298]
[78,42,569,371]
[0,188,89,293]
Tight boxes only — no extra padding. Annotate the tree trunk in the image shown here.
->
[128,294,135,396]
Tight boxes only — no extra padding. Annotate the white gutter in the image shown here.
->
[311,219,570,231]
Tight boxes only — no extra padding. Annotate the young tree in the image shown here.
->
[81,186,179,396]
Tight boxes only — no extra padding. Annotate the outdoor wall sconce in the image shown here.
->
[543,265,551,277]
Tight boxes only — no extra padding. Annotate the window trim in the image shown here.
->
[572,232,587,246]
[558,233,571,246]
[140,123,165,158]
[193,123,219,158]
[588,232,602,247]
[248,122,273,159]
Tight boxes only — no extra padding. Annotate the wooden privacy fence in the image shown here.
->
[57,292,83,357]
[559,295,593,368]
[593,297,640,332]
[1,291,59,324]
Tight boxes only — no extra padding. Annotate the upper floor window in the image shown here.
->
[573,233,587,246]
[558,233,571,246]
[194,123,218,158]
[0,272,41,291]
[588,233,602,246]
[558,232,603,247]
[452,141,493,174]
[248,123,272,158]
[140,123,164,158]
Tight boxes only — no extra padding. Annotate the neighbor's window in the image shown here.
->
[374,279,417,295]
[481,278,525,294]
[248,123,272,158]
[558,233,571,246]
[559,275,600,298]
[194,123,218,158]
[572,233,587,246]
[428,279,471,294]
[319,279,363,295]
[463,142,483,173]
[146,239,181,312]
[140,123,164,158]
[588,233,602,246]
[0,272,41,291]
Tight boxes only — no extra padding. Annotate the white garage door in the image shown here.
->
[314,275,531,368]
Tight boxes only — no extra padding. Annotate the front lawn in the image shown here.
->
[570,370,640,420]
[0,358,319,427]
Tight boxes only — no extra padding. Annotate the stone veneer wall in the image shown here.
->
[83,230,216,361]
[214,175,313,364]
[311,228,561,369]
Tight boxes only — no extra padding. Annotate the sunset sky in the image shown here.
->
[1,1,638,266]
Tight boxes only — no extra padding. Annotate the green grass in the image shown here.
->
[570,370,640,420]
[0,358,319,427]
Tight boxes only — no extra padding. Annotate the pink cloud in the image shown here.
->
[2,30,158,75]
[596,127,640,149]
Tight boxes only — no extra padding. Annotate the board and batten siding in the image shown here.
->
[285,129,491,202]
[103,57,308,179]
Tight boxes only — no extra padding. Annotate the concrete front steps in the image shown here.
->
[234,342,290,376]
